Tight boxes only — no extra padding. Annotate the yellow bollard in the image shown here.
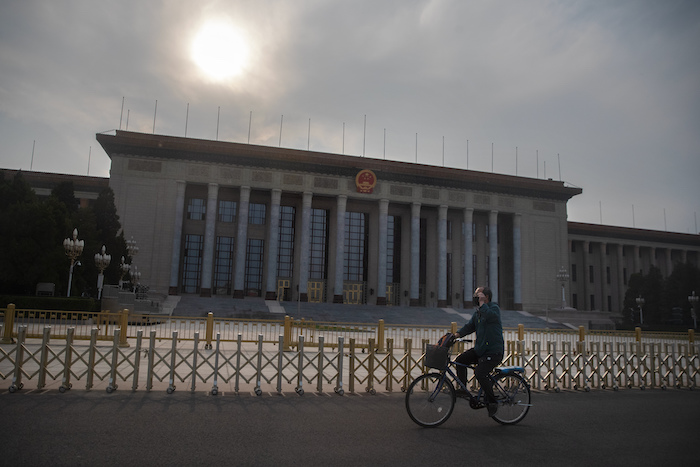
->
[578,326,586,342]
[450,322,459,334]
[119,309,130,348]
[283,315,291,351]
[376,319,385,353]
[689,329,695,345]
[2,303,16,344]
[635,326,642,342]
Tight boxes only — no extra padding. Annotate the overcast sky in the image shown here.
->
[1,0,698,234]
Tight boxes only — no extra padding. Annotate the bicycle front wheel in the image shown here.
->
[405,373,456,427]
[491,373,531,425]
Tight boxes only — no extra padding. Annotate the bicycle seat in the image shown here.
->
[493,366,524,376]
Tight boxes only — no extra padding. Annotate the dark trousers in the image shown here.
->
[454,349,503,404]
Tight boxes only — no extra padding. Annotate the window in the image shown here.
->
[218,200,237,223]
[387,216,396,283]
[214,237,234,294]
[606,266,611,284]
[589,265,594,283]
[572,293,578,309]
[277,206,296,278]
[249,203,266,224]
[472,223,477,241]
[590,295,595,310]
[623,267,628,285]
[486,256,490,287]
[344,212,367,281]
[446,219,452,240]
[485,224,490,243]
[571,242,576,253]
[187,198,206,220]
[309,209,328,280]
[182,234,203,293]
[245,239,264,295]
[571,264,577,282]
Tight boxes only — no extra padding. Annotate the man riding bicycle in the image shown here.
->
[453,286,504,417]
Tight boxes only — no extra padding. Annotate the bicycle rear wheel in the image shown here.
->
[491,373,531,425]
[405,373,456,427]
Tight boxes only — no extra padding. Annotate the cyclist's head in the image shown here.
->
[480,287,493,302]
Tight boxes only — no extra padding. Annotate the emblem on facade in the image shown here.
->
[355,169,377,194]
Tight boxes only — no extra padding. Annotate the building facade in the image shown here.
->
[88,130,698,313]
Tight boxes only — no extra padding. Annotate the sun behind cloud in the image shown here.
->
[191,20,250,81]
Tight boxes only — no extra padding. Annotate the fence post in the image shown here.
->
[635,327,642,342]
[2,303,16,344]
[86,328,98,391]
[349,338,356,394]
[376,319,385,353]
[689,329,695,345]
[205,312,214,349]
[518,324,524,341]
[38,326,51,390]
[119,309,130,348]
[451,322,458,334]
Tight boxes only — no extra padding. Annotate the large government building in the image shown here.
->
[7,130,699,315]
[94,130,700,313]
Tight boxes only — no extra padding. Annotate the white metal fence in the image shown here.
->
[1,324,697,395]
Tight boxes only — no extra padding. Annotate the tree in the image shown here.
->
[0,172,127,298]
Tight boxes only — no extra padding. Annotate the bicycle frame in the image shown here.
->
[432,358,524,409]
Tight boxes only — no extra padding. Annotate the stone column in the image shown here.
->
[298,192,313,302]
[168,180,186,295]
[410,202,421,306]
[582,240,590,310]
[233,186,250,298]
[200,183,219,297]
[463,208,473,308]
[489,210,499,303]
[332,195,348,303]
[600,242,607,311]
[617,244,625,311]
[265,189,282,300]
[376,199,389,305]
[513,213,522,310]
[436,205,448,308]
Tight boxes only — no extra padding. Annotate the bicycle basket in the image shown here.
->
[424,344,450,370]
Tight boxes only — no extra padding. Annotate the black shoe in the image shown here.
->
[487,402,498,417]
[454,389,469,398]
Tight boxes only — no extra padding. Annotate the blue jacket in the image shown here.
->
[457,301,504,356]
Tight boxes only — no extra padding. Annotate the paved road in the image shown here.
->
[2,388,697,466]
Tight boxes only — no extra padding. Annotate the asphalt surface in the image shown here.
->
[2,388,697,466]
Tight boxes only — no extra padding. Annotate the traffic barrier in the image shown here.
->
[2,324,698,395]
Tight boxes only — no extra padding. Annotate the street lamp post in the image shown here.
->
[689,291,699,329]
[119,256,131,289]
[636,296,645,326]
[94,245,111,300]
[126,236,139,258]
[131,265,141,293]
[63,228,84,297]
[556,266,570,310]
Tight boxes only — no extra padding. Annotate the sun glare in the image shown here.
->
[192,21,249,81]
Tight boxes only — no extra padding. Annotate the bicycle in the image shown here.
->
[405,337,531,427]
